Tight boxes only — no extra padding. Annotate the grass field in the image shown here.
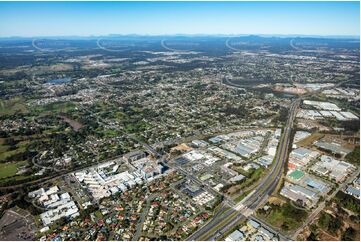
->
[0,137,31,163]
[240,167,266,191]
[96,128,120,138]
[0,160,28,179]
[31,101,76,114]
[0,144,10,153]
[234,191,250,203]
[0,142,27,162]
[257,201,308,232]
[0,97,28,116]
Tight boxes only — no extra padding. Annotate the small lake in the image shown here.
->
[46,78,71,85]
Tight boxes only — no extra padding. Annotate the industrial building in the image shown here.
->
[280,182,319,207]
[311,155,355,183]
[288,147,319,170]
[256,155,274,168]
[225,230,245,241]
[345,186,360,198]
[314,141,352,157]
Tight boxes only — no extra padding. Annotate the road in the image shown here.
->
[132,193,159,241]
[238,99,299,210]
[291,170,360,240]
[187,202,240,241]
[187,98,300,241]
[1,76,353,238]
[250,215,291,241]
[188,79,355,241]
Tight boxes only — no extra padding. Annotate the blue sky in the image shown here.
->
[0,1,359,37]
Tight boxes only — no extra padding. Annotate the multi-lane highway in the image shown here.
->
[187,98,301,241]
[238,99,300,211]
[188,80,355,241]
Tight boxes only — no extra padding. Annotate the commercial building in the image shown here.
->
[40,201,79,226]
[74,158,164,201]
[311,155,355,183]
[207,146,244,163]
[234,136,264,158]
[209,136,224,144]
[288,147,319,170]
[258,227,274,240]
[280,182,318,207]
[247,219,261,230]
[293,131,311,145]
[192,191,215,206]
[288,170,305,181]
[29,186,79,226]
[225,230,245,241]
[123,150,147,163]
[345,186,360,198]
[304,177,329,194]
[191,140,209,148]
[303,100,341,111]
[314,141,352,157]
[256,155,274,168]
[229,174,246,183]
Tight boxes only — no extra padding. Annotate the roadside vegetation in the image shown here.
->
[304,191,360,241]
[345,146,360,166]
[257,201,308,232]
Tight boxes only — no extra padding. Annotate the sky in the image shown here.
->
[0,1,359,37]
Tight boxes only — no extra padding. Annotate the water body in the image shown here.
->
[46,78,71,85]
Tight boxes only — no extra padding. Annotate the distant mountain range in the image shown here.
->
[0,34,359,41]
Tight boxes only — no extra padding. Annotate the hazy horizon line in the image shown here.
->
[0,33,360,39]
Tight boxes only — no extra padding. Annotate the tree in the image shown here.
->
[328,217,342,235]
[345,146,360,166]
[307,232,318,241]
[342,227,357,241]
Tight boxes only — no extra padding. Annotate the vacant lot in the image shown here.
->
[257,201,308,232]
[296,132,324,147]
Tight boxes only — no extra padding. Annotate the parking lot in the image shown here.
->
[0,207,36,241]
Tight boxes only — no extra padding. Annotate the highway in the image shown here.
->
[187,98,300,241]
[187,79,354,241]
[239,99,300,210]
[187,204,243,241]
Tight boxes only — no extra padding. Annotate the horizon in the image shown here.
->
[1,33,360,39]
[0,1,359,37]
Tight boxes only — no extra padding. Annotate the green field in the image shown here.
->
[31,101,76,114]
[0,97,28,116]
[234,191,250,203]
[257,202,308,232]
[96,128,120,138]
[0,160,28,179]
[0,141,28,162]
